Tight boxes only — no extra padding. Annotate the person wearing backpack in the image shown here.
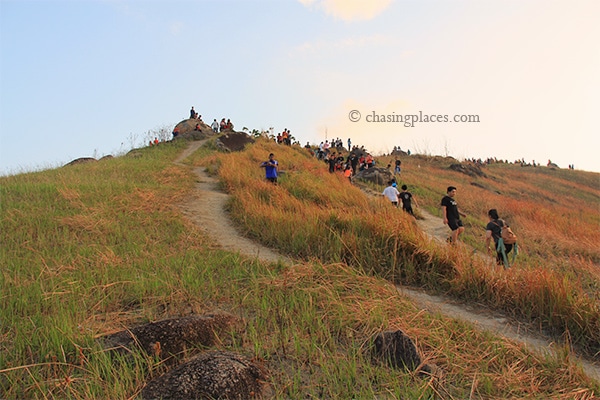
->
[485,209,515,267]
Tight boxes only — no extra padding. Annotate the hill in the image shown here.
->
[1,135,598,398]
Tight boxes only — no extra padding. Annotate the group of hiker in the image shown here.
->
[276,129,293,146]
[382,180,419,216]
[185,106,234,135]
[441,186,516,268]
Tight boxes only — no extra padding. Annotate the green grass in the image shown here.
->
[1,137,598,399]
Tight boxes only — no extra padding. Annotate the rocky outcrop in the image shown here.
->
[101,312,240,361]
[353,167,395,186]
[216,131,255,152]
[141,351,268,400]
[449,163,487,178]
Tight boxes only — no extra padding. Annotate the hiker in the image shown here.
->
[394,158,401,175]
[260,153,278,183]
[190,106,197,119]
[343,165,352,182]
[211,119,219,133]
[365,153,374,168]
[219,118,226,132]
[441,186,466,243]
[153,137,159,145]
[327,152,337,173]
[382,180,400,207]
[399,184,419,216]
[485,209,514,266]
[172,126,180,138]
[226,119,233,130]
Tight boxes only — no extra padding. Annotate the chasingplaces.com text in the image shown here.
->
[348,110,480,127]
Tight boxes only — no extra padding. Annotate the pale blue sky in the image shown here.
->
[1,0,599,174]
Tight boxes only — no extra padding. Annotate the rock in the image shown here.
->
[172,119,213,141]
[353,167,394,186]
[141,350,268,400]
[371,330,426,372]
[449,163,487,178]
[64,157,97,167]
[101,312,240,361]
[216,131,255,152]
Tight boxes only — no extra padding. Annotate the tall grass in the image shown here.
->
[1,138,598,398]
[210,139,600,357]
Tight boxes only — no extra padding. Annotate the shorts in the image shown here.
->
[266,177,277,183]
[447,218,463,231]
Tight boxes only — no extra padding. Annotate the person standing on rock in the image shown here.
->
[441,186,466,243]
[211,119,219,133]
[260,153,278,184]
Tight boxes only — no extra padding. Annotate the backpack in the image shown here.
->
[494,220,517,245]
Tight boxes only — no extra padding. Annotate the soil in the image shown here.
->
[176,140,600,383]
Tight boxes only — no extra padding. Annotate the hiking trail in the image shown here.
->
[175,140,600,383]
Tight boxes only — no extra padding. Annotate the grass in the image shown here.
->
[1,136,598,399]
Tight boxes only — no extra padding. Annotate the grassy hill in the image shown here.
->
[1,137,599,398]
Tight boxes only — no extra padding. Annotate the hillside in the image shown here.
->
[1,135,599,399]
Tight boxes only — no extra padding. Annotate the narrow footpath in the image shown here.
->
[175,140,600,383]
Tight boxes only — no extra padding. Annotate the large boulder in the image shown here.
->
[101,312,240,361]
[141,351,268,400]
[173,118,213,140]
[353,167,394,186]
[216,131,255,152]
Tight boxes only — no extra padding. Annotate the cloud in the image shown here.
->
[169,21,185,36]
[289,34,392,57]
[298,0,393,21]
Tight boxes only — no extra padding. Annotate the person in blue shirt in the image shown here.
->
[260,153,279,183]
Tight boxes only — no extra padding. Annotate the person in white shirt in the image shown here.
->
[382,181,400,207]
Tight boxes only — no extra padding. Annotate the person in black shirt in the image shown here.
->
[399,184,419,216]
[441,186,466,243]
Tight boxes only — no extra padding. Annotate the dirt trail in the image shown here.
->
[175,140,292,265]
[175,141,600,383]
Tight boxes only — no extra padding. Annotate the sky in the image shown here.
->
[1,0,599,175]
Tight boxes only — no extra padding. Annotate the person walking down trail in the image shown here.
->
[441,186,466,243]
[394,159,401,176]
[382,181,400,207]
[485,209,515,268]
[399,184,419,216]
[260,153,279,184]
